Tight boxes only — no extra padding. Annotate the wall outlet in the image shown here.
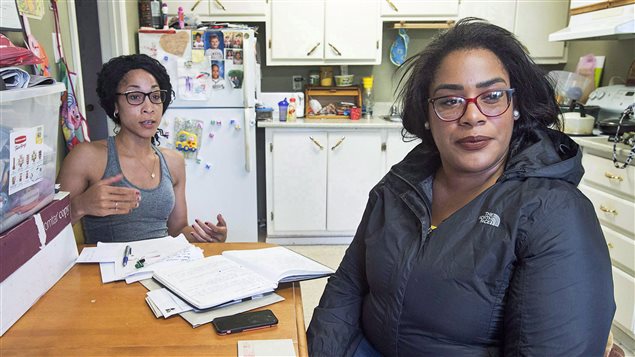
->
[292,75,304,91]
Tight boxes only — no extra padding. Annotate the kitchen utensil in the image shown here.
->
[598,118,635,135]
[334,74,354,87]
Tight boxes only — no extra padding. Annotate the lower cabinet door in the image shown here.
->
[327,131,383,232]
[612,266,635,334]
[271,131,327,232]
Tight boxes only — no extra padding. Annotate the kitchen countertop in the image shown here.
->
[257,117,404,129]
[572,135,634,165]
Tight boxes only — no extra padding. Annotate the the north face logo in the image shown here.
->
[479,212,500,227]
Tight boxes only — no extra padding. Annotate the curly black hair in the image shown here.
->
[397,17,561,156]
[96,54,173,144]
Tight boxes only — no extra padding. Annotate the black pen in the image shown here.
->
[122,245,132,267]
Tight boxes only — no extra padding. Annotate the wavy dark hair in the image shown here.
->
[96,54,173,145]
[397,17,561,156]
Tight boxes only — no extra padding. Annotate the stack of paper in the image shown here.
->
[153,246,334,310]
[76,235,203,283]
[141,279,285,328]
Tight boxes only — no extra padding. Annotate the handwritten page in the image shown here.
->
[153,255,276,309]
[97,235,202,284]
[222,247,334,283]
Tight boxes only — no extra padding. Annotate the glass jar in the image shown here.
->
[319,67,333,87]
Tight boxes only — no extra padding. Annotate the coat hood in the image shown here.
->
[390,128,584,188]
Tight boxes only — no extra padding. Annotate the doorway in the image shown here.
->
[74,0,108,140]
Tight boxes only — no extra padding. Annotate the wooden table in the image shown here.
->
[0,243,308,356]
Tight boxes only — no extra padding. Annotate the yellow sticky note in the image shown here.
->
[191,50,205,63]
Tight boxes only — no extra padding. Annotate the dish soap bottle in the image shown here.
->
[287,97,297,122]
[362,76,374,118]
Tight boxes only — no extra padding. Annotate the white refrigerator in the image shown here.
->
[138,27,259,242]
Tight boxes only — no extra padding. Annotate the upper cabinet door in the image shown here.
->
[380,0,459,17]
[209,0,267,15]
[270,0,324,60]
[457,0,516,32]
[324,0,380,61]
[514,0,568,62]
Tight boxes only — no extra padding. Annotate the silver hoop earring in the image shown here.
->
[424,121,430,130]
[513,110,520,120]
[113,110,119,119]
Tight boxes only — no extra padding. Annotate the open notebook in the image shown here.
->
[152,246,334,310]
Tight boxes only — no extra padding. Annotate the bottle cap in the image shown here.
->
[290,97,296,102]
[362,76,374,89]
[278,98,288,106]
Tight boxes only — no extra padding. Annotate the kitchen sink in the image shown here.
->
[380,115,402,122]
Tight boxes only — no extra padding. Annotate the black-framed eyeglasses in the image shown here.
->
[116,90,168,106]
[428,88,515,122]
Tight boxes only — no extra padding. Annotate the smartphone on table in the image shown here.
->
[212,309,278,335]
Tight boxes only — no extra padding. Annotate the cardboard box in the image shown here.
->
[0,193,78,336]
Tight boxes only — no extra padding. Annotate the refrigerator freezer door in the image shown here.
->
[140,28,259,109]
[161,108,258,242]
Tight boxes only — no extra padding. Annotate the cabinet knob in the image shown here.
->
[309,136,324,150]
[306,42,321,56]
[607,242,614,249]
[331,137,346,151]
[599,205,618,215]
[604,172,624,182]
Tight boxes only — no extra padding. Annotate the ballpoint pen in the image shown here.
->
[122,245,132,267]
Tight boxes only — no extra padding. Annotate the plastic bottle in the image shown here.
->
[287,97,297,122]
[362,76,374,118]
[161,2,169,29]
[278,98,289,122]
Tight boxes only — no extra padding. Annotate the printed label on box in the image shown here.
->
[8,126,44,195]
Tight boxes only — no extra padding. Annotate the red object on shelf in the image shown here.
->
[350,107,361,120]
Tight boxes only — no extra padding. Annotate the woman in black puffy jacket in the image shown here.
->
[308,18,615,357]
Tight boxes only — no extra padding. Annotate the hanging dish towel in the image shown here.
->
[390,29,409,66]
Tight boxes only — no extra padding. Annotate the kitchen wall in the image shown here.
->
[259,23,635,112]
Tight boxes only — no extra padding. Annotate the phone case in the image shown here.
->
[212,309,278,335]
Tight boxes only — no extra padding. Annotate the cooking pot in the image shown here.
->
[562,111,595,135]
[598,118,635,135]
[559,102,596,135]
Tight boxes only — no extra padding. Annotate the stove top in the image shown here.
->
[586,85,635,120]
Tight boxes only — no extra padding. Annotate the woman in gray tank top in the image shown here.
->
[57,54,227,243]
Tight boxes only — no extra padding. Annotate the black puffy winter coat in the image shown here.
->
[307,128,615,356]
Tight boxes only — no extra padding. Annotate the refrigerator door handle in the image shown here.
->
[243,108,251,172]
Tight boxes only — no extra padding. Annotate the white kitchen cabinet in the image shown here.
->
[327,132,384,231]
[380,0,459,19]
[269,131,328,233]
[163,0,266,20]
[265,129,384,242]
[267,0,381,65]
[576,140,635,341]
[386,129,420,170]
[458,0,568,64]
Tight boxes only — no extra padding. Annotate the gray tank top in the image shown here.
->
[82,136,176,243]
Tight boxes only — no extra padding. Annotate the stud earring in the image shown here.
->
[513,110,520,120]
[424,121,430,130]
